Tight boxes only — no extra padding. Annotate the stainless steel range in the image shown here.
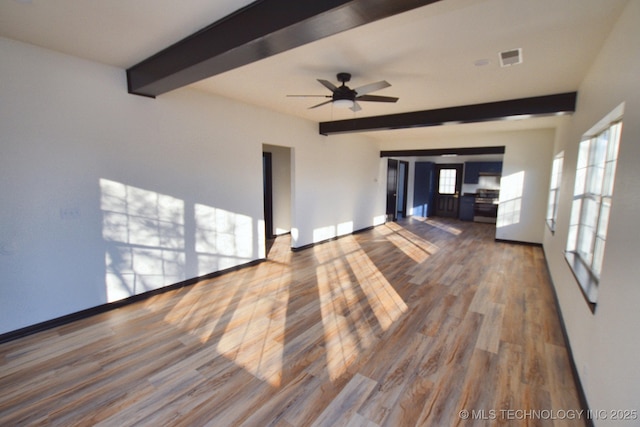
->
[474,189,500,223]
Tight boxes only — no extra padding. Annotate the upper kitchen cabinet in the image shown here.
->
[463,161,503,184]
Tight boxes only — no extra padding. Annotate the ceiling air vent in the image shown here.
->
[499,48,522,67]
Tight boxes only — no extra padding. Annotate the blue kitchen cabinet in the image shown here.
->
[459,195,475,221]
[463,161,503,183]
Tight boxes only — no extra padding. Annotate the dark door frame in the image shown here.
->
[386,159,398,221]
[397,160,409,219]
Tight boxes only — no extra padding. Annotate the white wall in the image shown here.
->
[543,1,640,423]
[0,37,384,334]
[379,129,555,243]
[291,131,384,247]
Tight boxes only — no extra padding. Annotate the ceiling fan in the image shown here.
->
[287,72,399,112]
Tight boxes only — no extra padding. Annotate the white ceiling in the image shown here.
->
[0,0,629,140]
[0,0,255,68]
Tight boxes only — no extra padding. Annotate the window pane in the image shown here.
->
[592,130,608,166]
[569,198,582,226]
[547,189,557,220]
[551,155,563,187]
[580,198,598,229]
[603,123,621,196]
[597,198,611,239]
[587,164,604,195]
[592,237,606,277]
[577,139,590,169]
[567,224,579,252]
[577,225,594,264]
[602,161,617,196]
[608,122,622,160]
[438,169,456,194]
[574,168,587,195]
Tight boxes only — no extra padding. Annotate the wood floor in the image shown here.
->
[0,218,585,426]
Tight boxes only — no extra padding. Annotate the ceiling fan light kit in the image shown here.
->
[333,99,355,109]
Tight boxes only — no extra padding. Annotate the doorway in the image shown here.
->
[386,159,409,221]
[263,152,274,240]
[434,163,463,218]
[262,144,293,254]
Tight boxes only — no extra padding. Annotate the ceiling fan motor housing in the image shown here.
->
[334,72,356,101]
[333,85,357,102]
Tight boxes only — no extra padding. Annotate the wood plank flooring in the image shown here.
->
[0,218,585,426]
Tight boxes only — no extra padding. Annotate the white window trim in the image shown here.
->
[564,102,624,308]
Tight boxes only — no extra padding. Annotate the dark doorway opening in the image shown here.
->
[386,159,409,221]
[263,152,274,240]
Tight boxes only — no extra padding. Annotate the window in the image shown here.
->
[438,169,456,194]
[565,104,623,304]
[546,151,564,232]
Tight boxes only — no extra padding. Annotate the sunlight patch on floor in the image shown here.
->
[417,217,463,235]
[216,272,289,387]
[161,271,248,343]
[380,222,438,262]
[341,238,408,330]
[314,237,409,382]
[317,259,362,382]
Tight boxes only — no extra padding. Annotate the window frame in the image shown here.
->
[546,151,564,233]
[564,103,624,309]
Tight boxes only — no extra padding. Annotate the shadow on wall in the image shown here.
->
[100,179,260,303]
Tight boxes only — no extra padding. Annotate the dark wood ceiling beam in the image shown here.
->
[319,92,578,135]
[381,146,506,158]
[127,0,442,97]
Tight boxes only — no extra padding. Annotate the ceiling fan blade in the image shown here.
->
[309,99,333,109]
[354,80,390,96]
[286,95,331,98]
[317,79,338,92]
[356,94,399,103]
[350,102,362,112]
